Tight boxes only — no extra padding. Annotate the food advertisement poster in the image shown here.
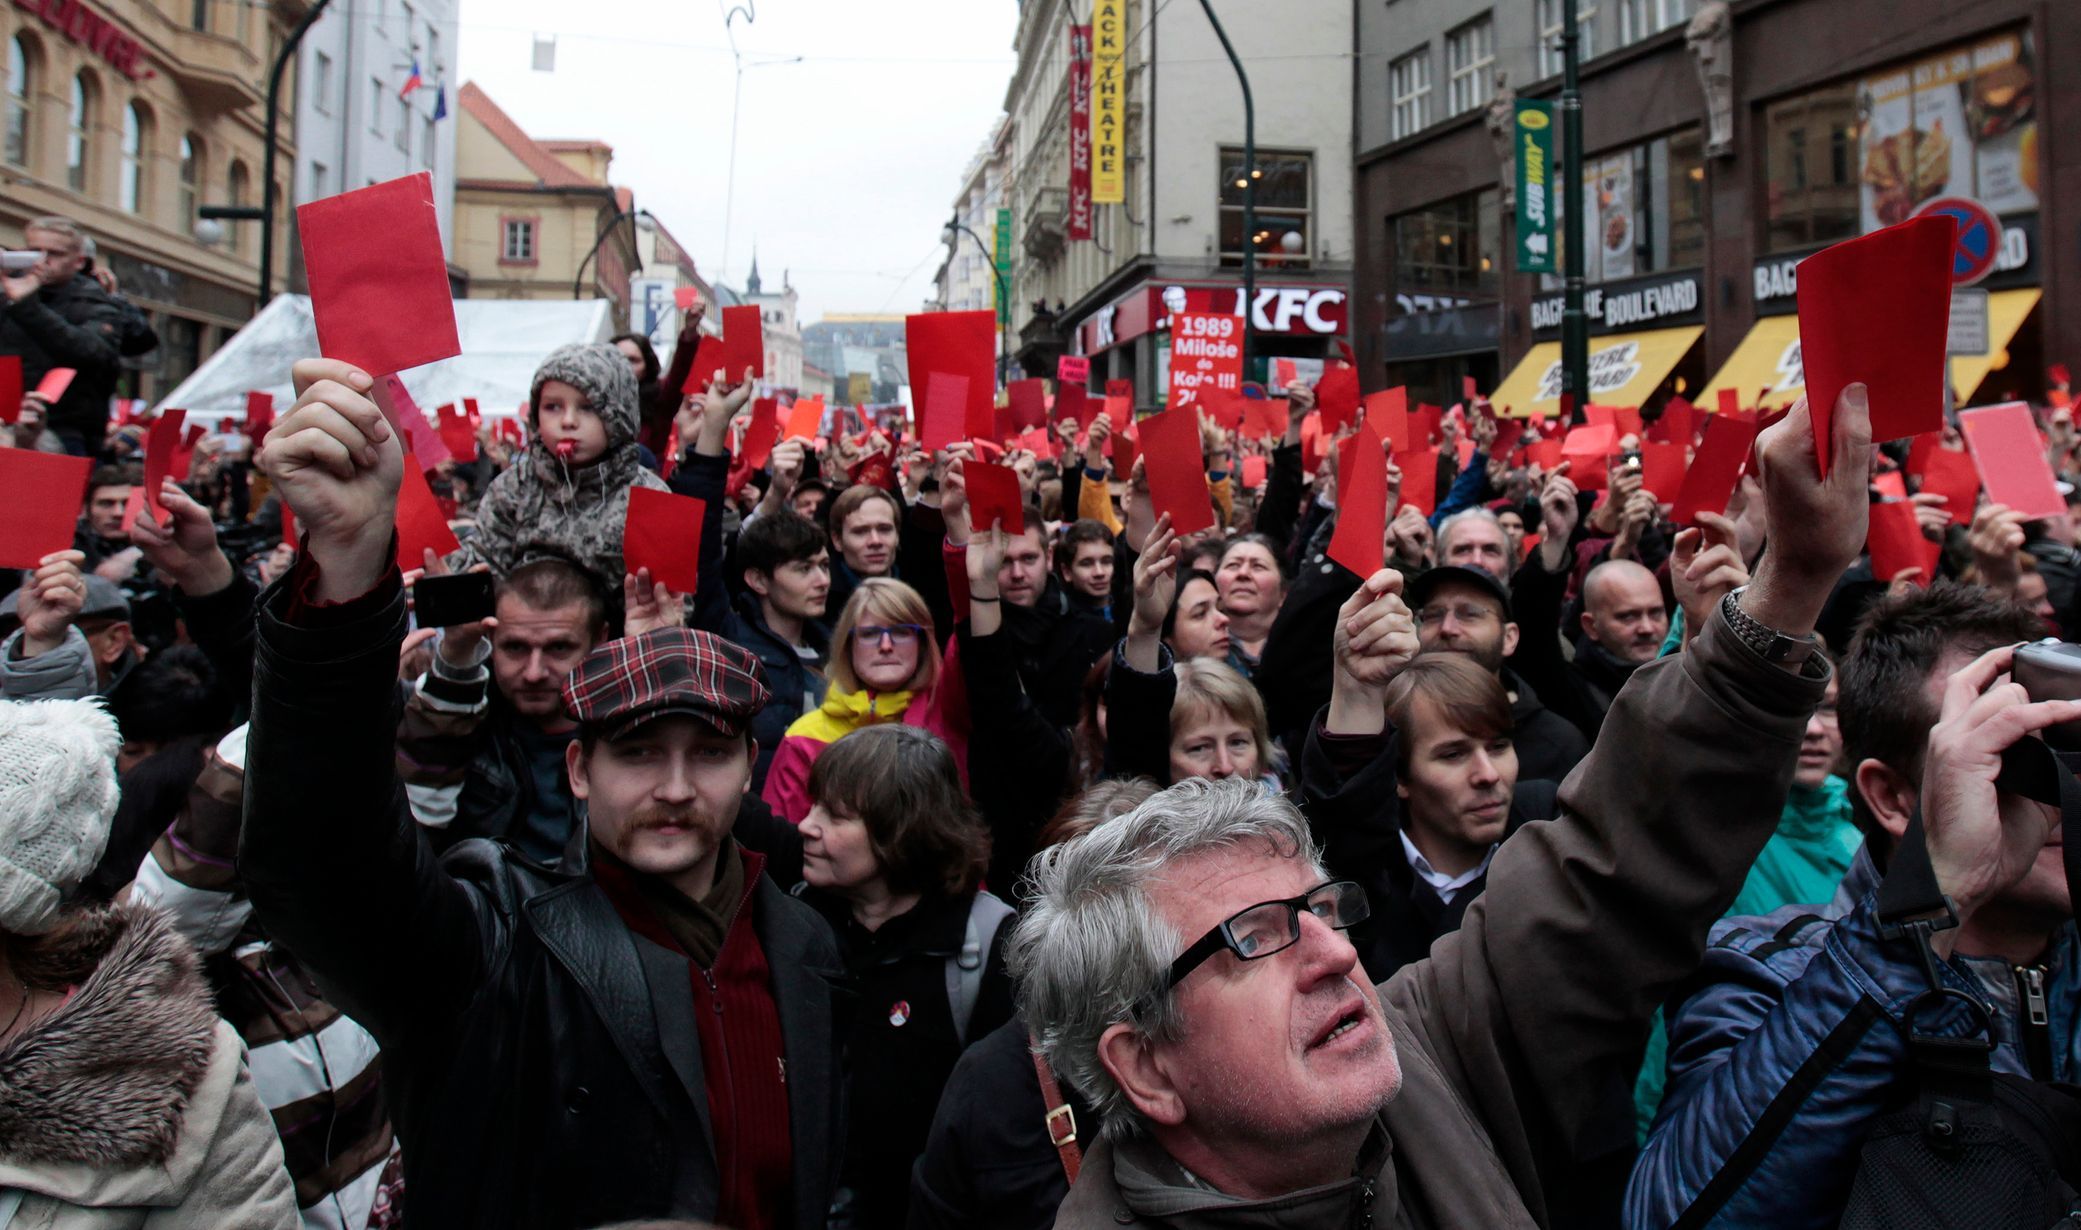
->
[1859,31,2036,230]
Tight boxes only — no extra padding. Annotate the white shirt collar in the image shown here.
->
[1398,830,1497,905]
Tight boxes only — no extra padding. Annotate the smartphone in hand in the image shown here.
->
[412,571,495,629]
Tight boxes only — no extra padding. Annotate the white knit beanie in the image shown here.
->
[0,699,120,935]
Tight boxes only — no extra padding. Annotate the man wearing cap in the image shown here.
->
[2,550,140,702]
[1405,561,1588,785]
[241,359,845,1228]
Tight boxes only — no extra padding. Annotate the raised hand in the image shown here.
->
[1909,491,1950,543]
[130,479,234,595]
[622,568,684,637]
[1128,512,1181,643]
[941,455,972,543]
[1967,502,2027,593]
[1537,462,1579,571]
[1669,511,1749,644]
[259,359,400,602]
[1741,384,1872,641]
[1084,412,1112,472]
[16,550,85,657]
[1386,505,1433,570]
[1326,570,1420,736]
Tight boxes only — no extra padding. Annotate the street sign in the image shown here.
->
[1947,288,1990,357]
[1912,196,2003,287]
[1514,100,1557,274]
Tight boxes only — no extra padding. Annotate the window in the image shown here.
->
[190,0,209,32]
[311,160,327,198]
[313,51,332,115]
[119,102,147,214]
[502,218,535,262]
[423,116,435,166]
[1618,0,1689,45]
[368,76,383,134]
[396,96,410,152]
[5,37,31,168]
[227,160,250,254]
[1536,0,1597,78]
[1544,127,1706,283]
[1762,83,1859,252]
[66,72,93,193]
[1445,15,1495,117]
[1389,49,1431,140]
[1218,149,1311,269]
[177,133,200,228]
[1392,189,1501,299]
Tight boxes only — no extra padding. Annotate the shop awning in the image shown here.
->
[1948,288,2040,405]
[1698,315,1805,412]
[1492,325,1703,418]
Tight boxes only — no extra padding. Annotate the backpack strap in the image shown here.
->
[1032,1048,1084,1185]
[945,891,1017,1048]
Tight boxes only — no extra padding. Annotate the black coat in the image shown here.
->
[242,573,847,1229]
[800,886,1015,1230]
[1504,667,1590,786]
[0,272,125,449]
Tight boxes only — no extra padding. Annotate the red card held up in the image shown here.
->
[1412,404,1443,447]
[1274,359,1298,389]
[1058,355,1090,386]
[965,460,1025,534]
[1905,431,1939,478]
[1315,363,1359,432]
[1393,447,1439,516]
[1650,397,1695,446]
[1525,438,1564,471]
[907,310,998,445]
[33,367,74,403]
[919,372,972,454]
[1797,213,1956,476]
[722,305,765,380]
[1105,378,1133,400]
[1139,408,1215,535]
[1490,416,1527,463]
[1327,426,1387,580]
[1109,426,1138,479]
[1669,412,1759,526]
[1867,499,1940,587]
[1639,440,1687,503]
[1007,379,1049,431]
[0,355,19,424]
[785,396,824,442]
[1561,424,1617,491]
[1102,393,1131,427]
[1959,402,2063,520]
[1054,383,1092,427]
[1717,388,1741,417]
[1241,454,1268,488]
[118,485,146,535]
[0,448,90,569]
[674,286,702,311]
[1246,397,1288,441]
[1917,444,1981,526]
[142,409,188,518]
[681,335,728,396]
[297,172,459,377]
[393,456,460,570]
[1363,388,1408,451]
[742,398,780,470]
[622,486,706,593]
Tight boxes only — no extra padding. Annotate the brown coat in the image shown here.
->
[1056,606,1828,1228]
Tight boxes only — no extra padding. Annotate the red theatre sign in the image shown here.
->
[13,0,152,80]
[1067,25,1093,242]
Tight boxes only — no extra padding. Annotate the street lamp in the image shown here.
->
[572,207,654,302]
[944,212,1009,386]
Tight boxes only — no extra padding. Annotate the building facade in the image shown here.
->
[732,254,803,394]
[804,313,907,406]
[290,0,459,262]
[0,0,302,400]
[938,123,1006,316]
[452,81,637,329]
[1356,0,2071,417]
[995,0,1355,406]
[626,213,717,364]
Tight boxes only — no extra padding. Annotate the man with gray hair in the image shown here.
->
[1435,506,1515,578]
[0,215,128,456]
[1009,388,1874,1227]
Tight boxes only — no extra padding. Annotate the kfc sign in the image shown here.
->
[1080,281,1348,353]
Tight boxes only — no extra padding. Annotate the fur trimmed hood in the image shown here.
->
[0,904,218,1168]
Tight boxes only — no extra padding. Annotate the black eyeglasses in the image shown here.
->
[1165,881,1369,991]
[851,623,925,646]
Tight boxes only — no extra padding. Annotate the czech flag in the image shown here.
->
[399,59,424,99]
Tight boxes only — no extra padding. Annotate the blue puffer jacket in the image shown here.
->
[1627,844,2081,1230]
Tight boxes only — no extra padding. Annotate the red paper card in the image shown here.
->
[1058,355,1090,386]
[919,372,973,453]
[674,286,701,311]
[908,310,997,445]
[372,375,451,469]
[1102,393,1131,426]
[118,485,145,535]
[1640,441,1688,502]
[722,305,765,380]
[1651,397,1695,446]
[243,390,275,438]
[1717,388,1741,417]
[622,486,706,593]
[0,355,19,424]
[1109,426,1137,479]
[1327,426,1387,579]
[1274,359,1298,389]
[1463,375,1480,403]
[437,405,478,463]
[1245,397,1288,441]
[1413,404,1443,448]
[965,460,1025,535]
[1394,447,1439,516]
[1960,402,2063,519]
[1316,364,1359,433]
[785,396,824,442]
[297,172,459,377]
[1363,388,1408,451]
[680,335,728,396]
[1525,438,1564,471]
[1918,445,1981,525]
[1057,384,1097,429]
[1669,412,1759,526]
[1490,416,1527,462]
[1797,213,1955,475]
[1106,378,1133,400]
[0,448,90,568]
[1561,424,1616,490]
[32,367,73,403]
[742,398,780,470]
[393,456,459,570]
[1584,404,1616,431]
[1873,470,1909,500]
[1008,379,1049,431]
[142,409,188,518]
[1867,499,1940,587]
[1139,408,1215,535]
[1241,454,1268,488]
[1906,431,1939,478]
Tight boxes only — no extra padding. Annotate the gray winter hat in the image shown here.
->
[528,342,641,452]
[0,699,120,935]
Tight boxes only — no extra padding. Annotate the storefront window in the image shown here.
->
[1543,126,1704,285]
[1764,29,2037,252]
[5,37,31,168]
[1392,189,1500,302]
[1219,149,1311,270]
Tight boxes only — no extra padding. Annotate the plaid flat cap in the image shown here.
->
[562,628,773,741]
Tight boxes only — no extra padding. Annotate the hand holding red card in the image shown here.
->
[393,457,459,570]
[742,398,780,470]
[1363,388,1408,451]
[32,368,73,403]
[1327,426,1387,579]
[298,172,459,376]
[143,409,188,518]
[1138,408,1215,535]
[919,372,972,453]
[1867,499,1940,588]
[1007,379,1049,431]
[1669,412,1757,526]
[1959,402,2063,520]
[1561,424,1616,490]
[965,460,1025,534]
[907,310,997,445]
[622,487,706,593]
[1316,363,1359,432]
[1917,444,1981,526]
[0,449,90,568]
[1797,214,1955,476]
[785,396,825,442]
[722,305,765,380]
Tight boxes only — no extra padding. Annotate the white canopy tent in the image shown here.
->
[153,295,615,422]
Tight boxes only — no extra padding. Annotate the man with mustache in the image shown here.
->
[241,358,845,1228]
[1010,388,1867,1229]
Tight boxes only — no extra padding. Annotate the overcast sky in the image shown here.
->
[455,0,1019,324]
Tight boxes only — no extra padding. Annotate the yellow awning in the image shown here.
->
[1948,288,2041,405]
[1494,325,1703,417]
[1699,315,1805,412]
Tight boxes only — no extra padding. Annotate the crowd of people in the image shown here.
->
[2,212,2079,1229]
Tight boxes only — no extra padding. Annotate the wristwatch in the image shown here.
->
[1721,587,1821,672]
